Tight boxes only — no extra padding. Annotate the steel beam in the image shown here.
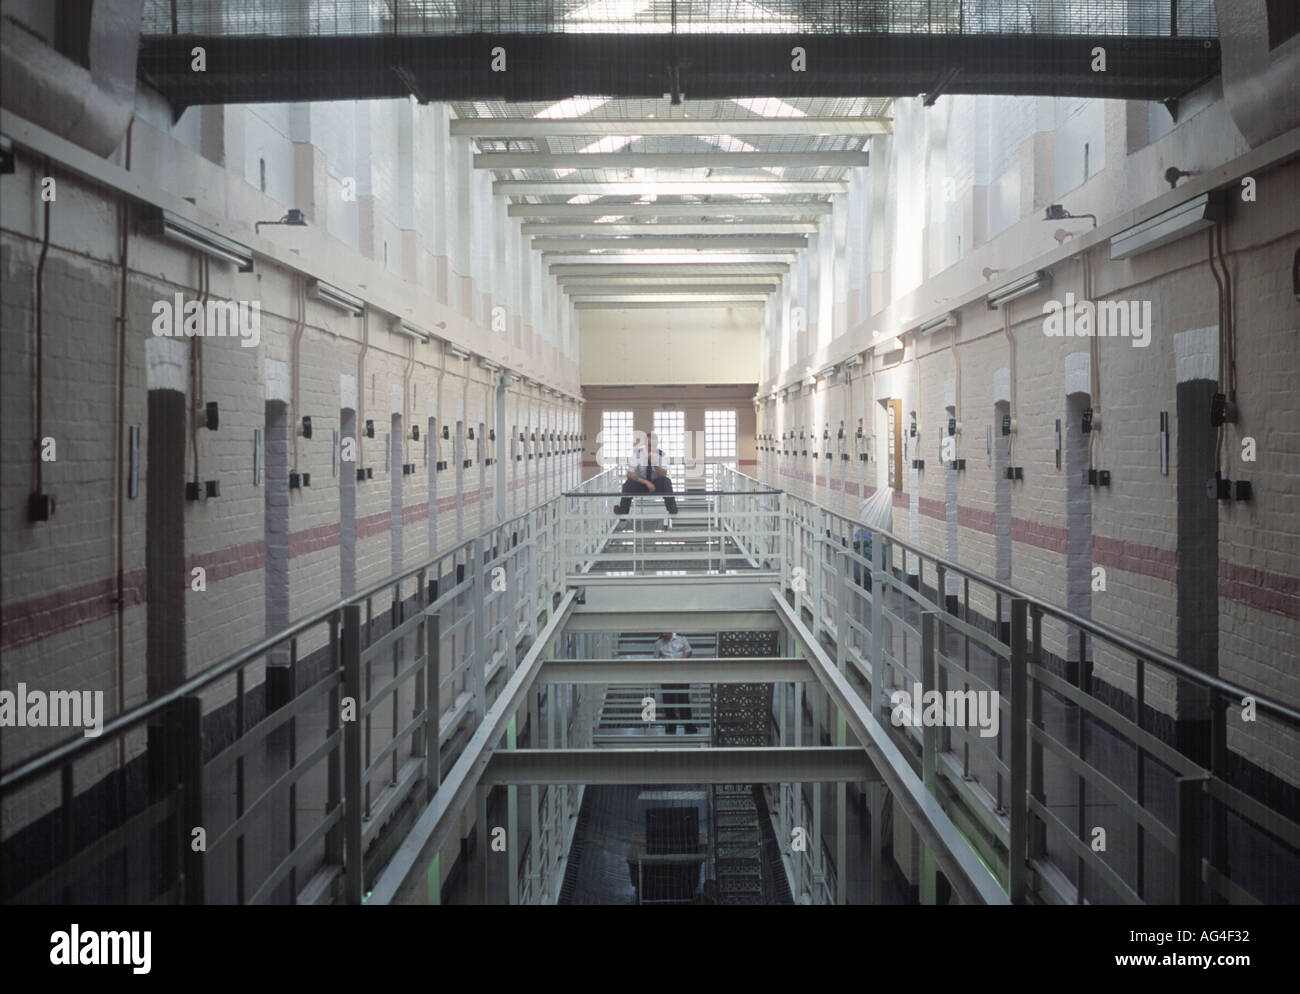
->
[572,294,770,305]
[544,253,795,265]
[508,203,833,219]
[458,118,892,138]
[540,657,807,684]
[770,590,1011,905]
[532,235,807,251]
[476,151,871,169]
[523,222,819,236]
[575,300,764,309]
[482,747,875,786]
[497,180,847,195]
[562,283,781,295]
[563,609,781,633]
[558,273,783,284]
[551,264,789,277]
[139,33,1220,114]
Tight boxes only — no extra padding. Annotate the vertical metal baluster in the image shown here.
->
[1135,656,1146,901]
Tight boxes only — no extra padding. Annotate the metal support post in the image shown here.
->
[342,604,363,904]
[1009,598,1029,903]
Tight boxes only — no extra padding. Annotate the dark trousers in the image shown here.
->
[616,475,678,514]
[663,684,695,730]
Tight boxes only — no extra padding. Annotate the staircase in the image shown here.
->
[711,784,766,904]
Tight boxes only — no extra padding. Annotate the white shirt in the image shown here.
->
[625,444,666,478]
[653,633,692,659]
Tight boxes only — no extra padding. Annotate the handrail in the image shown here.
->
[0,501,545,794]
[564,464,782,498]
[763,472,1300,726]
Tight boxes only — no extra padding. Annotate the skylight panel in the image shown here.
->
[535,97,611,119]
[731,97,808,118]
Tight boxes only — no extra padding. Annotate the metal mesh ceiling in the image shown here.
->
[142,0,1218,38]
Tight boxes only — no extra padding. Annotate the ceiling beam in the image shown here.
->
[508,202,832,218]
[531,235,806,251]
[482,747,870,786]
[575,300,765,309]
[454,118,892,138]
[551,264,789,277]
[562,284,780,294]
[521,222,818,235]
[496,179,847,195]
[475,151,870,169]
[542,253,795,265]
[571,294,770,304]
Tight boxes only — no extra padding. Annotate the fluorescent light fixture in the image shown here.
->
[818,365,837,379]
[987,270,1050,309]
[918,312,958,335]
[1109,192,1223,260]
[306,278,364,316]
[481,359,502,372]
[156,209,253,271]
[843,353,864,367]
[398,323,430,343]
[446,344,472,360]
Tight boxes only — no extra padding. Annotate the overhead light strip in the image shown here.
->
[306,278,364,316]
[1109,191,1223,260]
[987,270,1050,309]
[157,209,253,272]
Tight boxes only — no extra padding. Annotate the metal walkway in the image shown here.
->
[4,466,1298,905]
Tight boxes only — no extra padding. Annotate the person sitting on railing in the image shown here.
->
[614,430,679,516]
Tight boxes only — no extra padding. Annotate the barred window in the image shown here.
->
[654,410,686,465]
[600,410,634,468]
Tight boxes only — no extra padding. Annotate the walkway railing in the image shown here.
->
[762,464,1300,905]
[1,503,568,905]
[5,465,1297,905]
[560,466,783,577]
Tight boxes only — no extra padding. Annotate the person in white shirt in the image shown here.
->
[653,631,696,735]
[614,430,679,516]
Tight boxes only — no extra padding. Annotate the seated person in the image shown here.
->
[614,430,679,515]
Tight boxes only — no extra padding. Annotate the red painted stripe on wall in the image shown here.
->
[957,507,996,534]
[357,511,391,540]
[1,571,147,652]
[186,540,265,583]
[1011,517,1067,554]
[1220,560,1300,620]
[918,496,946,520]
[1092,535,1177,585]
[288,523,340,559]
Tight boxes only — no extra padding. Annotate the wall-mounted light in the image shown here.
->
[917,312,957,336]
[1043,204,1097,228]
[398,323,430,343]
[1109,191,1222,260]
[447,344,472,361]
[255,208,308,234]
[154,208,253,271]
[306,278,364,315]
[987,270,1050,309]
